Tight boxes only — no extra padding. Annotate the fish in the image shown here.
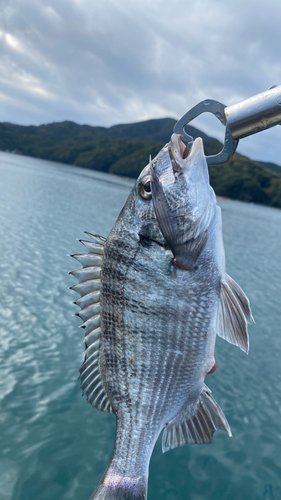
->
[70,134,252,500]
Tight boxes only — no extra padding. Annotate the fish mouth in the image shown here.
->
[169,134,204,173]
[149,134,205,190]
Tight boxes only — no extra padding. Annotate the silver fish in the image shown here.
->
[70,134,252,500]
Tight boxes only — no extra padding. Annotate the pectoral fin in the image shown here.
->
[216,274,253,354]
[173,232,208,270]
[162,386,231,452]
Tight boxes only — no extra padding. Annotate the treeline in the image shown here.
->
[0,118,281,208]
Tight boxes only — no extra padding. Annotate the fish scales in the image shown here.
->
[71,134,252,500]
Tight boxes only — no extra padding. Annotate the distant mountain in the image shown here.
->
[0,118,281,208]
[258,160,281,174]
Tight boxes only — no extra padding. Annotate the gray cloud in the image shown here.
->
[0,0,281,163]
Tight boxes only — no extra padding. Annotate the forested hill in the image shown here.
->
[1,118,281,208]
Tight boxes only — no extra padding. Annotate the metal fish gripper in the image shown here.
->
[174,85,281,165]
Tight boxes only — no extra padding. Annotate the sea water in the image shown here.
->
[0,151,280,500]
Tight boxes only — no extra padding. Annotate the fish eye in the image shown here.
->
[144,180,151,193]
[139,176,152,200]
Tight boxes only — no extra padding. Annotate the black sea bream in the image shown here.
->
[70,134,252,500]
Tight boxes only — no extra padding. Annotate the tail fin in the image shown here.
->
[89,472,147,500]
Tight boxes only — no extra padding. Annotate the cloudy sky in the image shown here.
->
[1,0,281,164]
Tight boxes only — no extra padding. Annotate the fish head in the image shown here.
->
[150,134,217,269]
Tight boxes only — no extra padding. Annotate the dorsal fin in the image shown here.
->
[162,385,231,452]
[215,274,253,354]
[70,233,113,414]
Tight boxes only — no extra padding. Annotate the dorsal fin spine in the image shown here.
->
[70,279,101,296]
[77,304,101,322]
[71,233,113,414]
[80,240,104,254]
[84,340,101,359]
[84,327,101,346]
[84,232,106,245]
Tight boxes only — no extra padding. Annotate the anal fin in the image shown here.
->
[162,386,231,452]
[216,274,253,354]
